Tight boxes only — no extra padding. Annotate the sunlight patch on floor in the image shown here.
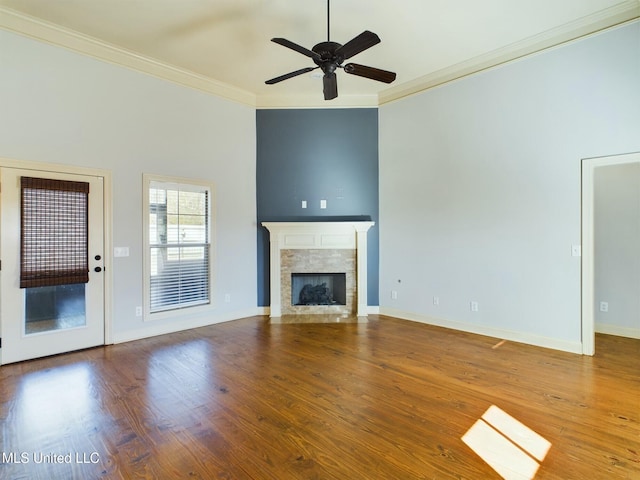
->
[16,362,99,436]
[462,405,551,480]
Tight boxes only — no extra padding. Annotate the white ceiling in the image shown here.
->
[1,0,638,107]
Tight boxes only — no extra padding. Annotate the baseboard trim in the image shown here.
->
[112,305,588,353]
[595,323,640,339]
[379,307,583,354]
[112,307,265,344]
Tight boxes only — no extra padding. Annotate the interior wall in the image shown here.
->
[594,162,640,337]
[256,108,379,307]
[379,21,640,352]
[0,29,258,342]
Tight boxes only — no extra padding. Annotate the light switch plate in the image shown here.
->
[114,247,130,257]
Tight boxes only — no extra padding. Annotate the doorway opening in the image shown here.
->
[581,151,640,355]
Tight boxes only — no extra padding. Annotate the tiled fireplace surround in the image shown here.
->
[262,221,374,318]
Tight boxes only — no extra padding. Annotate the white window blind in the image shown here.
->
[148,180,211,313]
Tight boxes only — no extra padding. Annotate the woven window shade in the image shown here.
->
[20,176,90,288]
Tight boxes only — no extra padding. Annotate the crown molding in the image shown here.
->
[256,93,379,109]
[2,2,638,109]
[379,0,640,105]
[0,6,256,107]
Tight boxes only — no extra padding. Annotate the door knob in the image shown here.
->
[95,255,102,261]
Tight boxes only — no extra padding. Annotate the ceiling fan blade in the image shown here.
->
[265,67,317,85]
[335,31,381,60]
[323,72,338,100]
[271,38,321,61]
[343,63,396,84]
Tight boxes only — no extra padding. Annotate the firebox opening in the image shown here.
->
[291,273,346,306]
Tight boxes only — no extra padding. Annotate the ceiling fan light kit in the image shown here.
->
[265,0,396,100]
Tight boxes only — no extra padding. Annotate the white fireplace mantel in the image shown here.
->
[262,221,374,317]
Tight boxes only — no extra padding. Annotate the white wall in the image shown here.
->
[594,162,640,337]
[0,30,258,342]
[379,21,640,352]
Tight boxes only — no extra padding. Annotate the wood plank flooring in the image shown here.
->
[1,315,638,479]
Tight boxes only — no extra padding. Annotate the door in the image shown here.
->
[0,167,105,364]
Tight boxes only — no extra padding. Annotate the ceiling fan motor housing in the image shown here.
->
[312,41,343,74]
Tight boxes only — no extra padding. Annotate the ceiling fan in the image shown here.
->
[265,0,396,100]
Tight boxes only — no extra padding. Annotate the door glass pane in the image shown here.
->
[24,284,86,335]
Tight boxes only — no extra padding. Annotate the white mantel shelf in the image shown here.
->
[262,221,374,317]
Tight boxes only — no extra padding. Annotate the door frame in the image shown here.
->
[581,151,640,355]
[0,157,113,349]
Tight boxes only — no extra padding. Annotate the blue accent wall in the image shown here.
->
[256,108,379,307]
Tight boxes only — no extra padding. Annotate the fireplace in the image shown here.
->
[262,221,374,317]
[292,273,347,306]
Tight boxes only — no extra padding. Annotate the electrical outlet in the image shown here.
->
[470,301,479,312]
[225,294,231,303]
[391,290,398,300]
[433,296,440,306]
[320,199,327,209]
[599,301,608,312]
[135,306,142,317]
[301,200,307,209]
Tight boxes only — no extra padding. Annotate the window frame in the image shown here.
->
[142,173,215,321]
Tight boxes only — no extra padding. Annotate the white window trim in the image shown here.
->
[142,173,216,321]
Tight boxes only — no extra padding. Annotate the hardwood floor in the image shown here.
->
[1,315,638,479]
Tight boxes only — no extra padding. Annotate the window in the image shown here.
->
[144,175,213,316]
